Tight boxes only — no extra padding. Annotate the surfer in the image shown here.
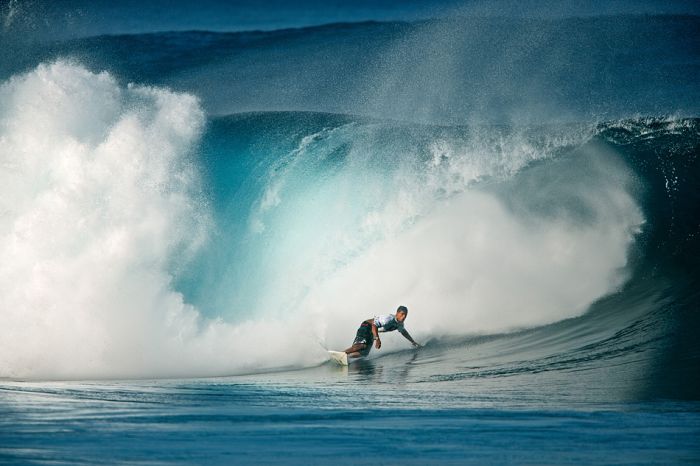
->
[343,305,420,358]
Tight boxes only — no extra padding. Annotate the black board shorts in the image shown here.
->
[353,322,374,356]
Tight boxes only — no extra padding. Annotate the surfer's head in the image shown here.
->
[396,305,408,322]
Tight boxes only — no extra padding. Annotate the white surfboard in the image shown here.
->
[328,350,349,366]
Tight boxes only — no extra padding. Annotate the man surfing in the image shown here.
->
[343,305,420,359]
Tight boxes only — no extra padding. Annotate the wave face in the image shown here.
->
[1,61,699,400]
[190,114,644,334]
[191,112,700,401]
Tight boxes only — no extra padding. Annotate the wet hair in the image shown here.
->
[396,305,408,315]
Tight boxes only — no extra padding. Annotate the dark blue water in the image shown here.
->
[1,5,700,464]
[2,371,700,464]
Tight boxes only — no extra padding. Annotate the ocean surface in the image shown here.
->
[1,8,700,465]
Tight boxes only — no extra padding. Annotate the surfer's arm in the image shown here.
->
[400,328,420,347]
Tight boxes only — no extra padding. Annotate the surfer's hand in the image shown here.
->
[375,338,381,349]
[412,342,421,348]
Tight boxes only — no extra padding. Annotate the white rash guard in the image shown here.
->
[373,314,405,333]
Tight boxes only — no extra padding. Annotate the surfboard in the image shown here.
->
[328,350,349,366]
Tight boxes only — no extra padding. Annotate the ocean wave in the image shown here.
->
[0,61,698,391]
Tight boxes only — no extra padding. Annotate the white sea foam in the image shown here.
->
[0,62,316,379]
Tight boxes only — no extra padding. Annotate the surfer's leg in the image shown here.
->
[344,343,368,357]
[343,343,364,354]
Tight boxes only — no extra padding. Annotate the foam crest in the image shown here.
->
[0,62,319,379]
